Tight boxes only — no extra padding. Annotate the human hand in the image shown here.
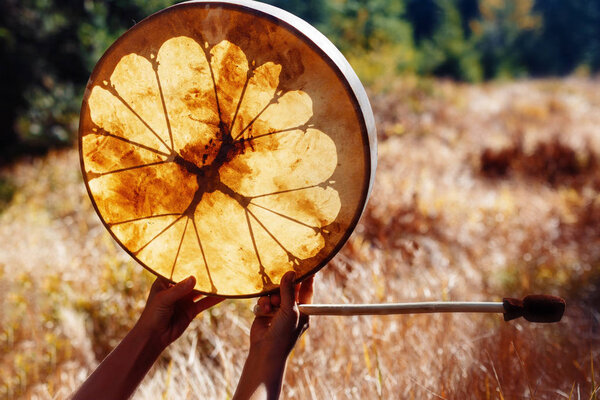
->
[233,271,313,400]
[134,276,224,350]
[250,271,314,359]
[72,276,223,400]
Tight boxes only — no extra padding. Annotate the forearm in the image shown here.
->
[71,324,165,400]
[233,347,288,400]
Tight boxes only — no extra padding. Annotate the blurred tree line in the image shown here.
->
[1,0,599,162]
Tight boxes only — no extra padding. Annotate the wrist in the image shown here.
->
[248,343,288,367]
[72,321,165,400]
[130,321,168,356]
[246,344,288,383]
[234,347,288,400]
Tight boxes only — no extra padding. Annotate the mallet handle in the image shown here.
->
[297,302,504,316]
[253,295,565,323]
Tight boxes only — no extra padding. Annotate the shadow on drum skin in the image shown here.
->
[79,2,373,298]
[84,38,341,295]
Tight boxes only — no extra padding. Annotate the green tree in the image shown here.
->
[524,0,600,76]
[418,0,483,82]
[405,0,441,43]
[0,0,177,163]
[470,0,541,79]
[324,0,411,52]
[321,0,417,85]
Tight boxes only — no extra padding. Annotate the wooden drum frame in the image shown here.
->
[79,0,377,297]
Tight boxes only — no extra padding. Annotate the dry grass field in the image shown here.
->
[1,77,599,399]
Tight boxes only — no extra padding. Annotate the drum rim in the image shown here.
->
[79,0,377,298]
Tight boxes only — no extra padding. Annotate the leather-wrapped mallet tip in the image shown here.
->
[503,295,566,323]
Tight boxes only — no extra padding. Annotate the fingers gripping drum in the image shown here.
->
[253,272,313,335]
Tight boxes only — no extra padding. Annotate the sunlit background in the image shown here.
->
[1,0,599,398]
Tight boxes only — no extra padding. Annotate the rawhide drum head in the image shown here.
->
[79,0,376,297]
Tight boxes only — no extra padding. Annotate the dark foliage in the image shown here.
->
[0,0,176,164]
[1,0,600,159]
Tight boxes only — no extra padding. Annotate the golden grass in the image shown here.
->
[1,77,599,399]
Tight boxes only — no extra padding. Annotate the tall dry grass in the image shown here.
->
[1,77,599,399]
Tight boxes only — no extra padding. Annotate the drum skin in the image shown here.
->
[79,0,377,297]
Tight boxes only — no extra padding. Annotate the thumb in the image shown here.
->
[160,276,196,306]
[298,274,314,305]
[271,271,298,333]
[279,271,297,312]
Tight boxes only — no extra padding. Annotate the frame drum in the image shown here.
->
[79,0,377,297]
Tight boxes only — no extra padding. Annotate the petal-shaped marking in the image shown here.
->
[231,62,281,138]
[88,163,197,225]
[220,128,337,197]
[136,217,188,278]
[251,186,341,228]
[82,132,165,175]
[110,54,171,150]
[247,215,291,284]
[111,214,182,258]
[245,90,313,137]
[194,191,263,296]
[210,40,249,128]
[88,87,170,154]
[248,203,325,261]
[157,37,220,167]
[168,220,216,293]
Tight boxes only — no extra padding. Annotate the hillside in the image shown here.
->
[1,77,599,399]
